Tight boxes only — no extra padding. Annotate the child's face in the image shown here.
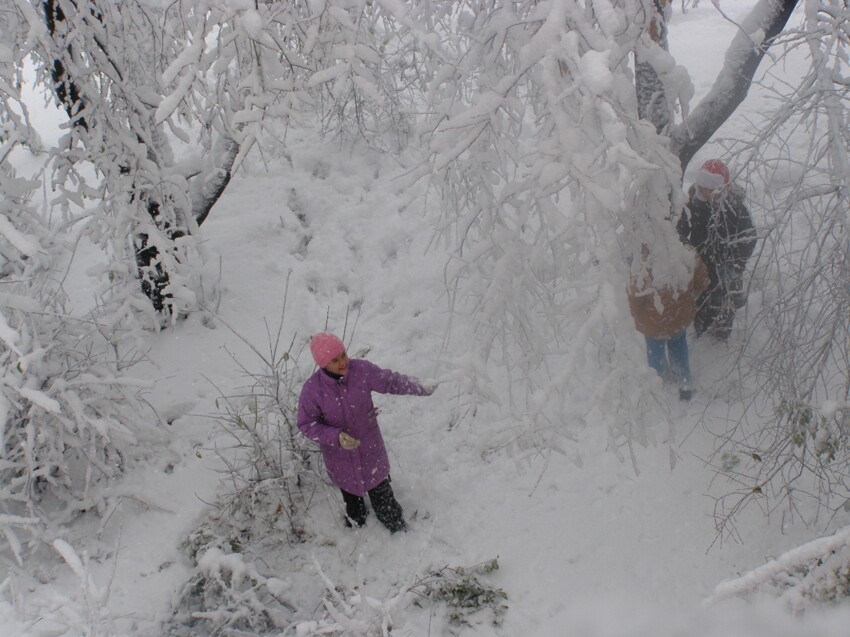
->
[697,185,715,200]
[325,351,349,376]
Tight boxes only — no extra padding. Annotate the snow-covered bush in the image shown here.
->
[208,302,317,541]
[702,1,850,533]
[0,89,149,562]
[410,559,508,629]
[709,398,850,542]
[167,307,319,634]
[168,544,296,637]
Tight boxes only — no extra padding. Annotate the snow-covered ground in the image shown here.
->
[4,2,850,636]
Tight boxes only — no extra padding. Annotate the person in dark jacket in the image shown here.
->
[677,159,757,340]
[297,332,434,533]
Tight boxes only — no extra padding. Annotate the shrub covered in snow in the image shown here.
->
[0,151,149,564]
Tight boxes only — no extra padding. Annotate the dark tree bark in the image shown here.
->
[635,0,672,133]
[44,0,87,130]
[193,139,240,228]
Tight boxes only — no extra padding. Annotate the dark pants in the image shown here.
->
[341,476,406,533]
[695,287,735,339]
[695,266,746,340]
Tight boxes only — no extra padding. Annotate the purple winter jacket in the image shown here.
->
[296,359,429,496]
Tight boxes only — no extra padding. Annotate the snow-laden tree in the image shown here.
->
[409,1,832,459]
[399,1,687,462]
[9,0,418,322]
[413,0,849,536]
[0,29,149,563]
[9,0,238,321]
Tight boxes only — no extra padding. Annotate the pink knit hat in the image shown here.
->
[694,159,730,191]
[310,332,346,368]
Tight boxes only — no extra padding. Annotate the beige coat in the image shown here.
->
[628,252,710,339]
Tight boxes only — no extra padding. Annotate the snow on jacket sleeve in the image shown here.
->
[296,376,341,447]
[361,359,430,396]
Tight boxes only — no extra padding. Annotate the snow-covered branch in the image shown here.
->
[670,0,800,169]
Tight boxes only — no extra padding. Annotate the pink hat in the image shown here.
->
[694,159,730,190]
[310,332,346,368]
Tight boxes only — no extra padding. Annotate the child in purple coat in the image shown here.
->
[297,332,433,533]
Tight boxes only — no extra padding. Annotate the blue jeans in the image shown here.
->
[645,330,691,385]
